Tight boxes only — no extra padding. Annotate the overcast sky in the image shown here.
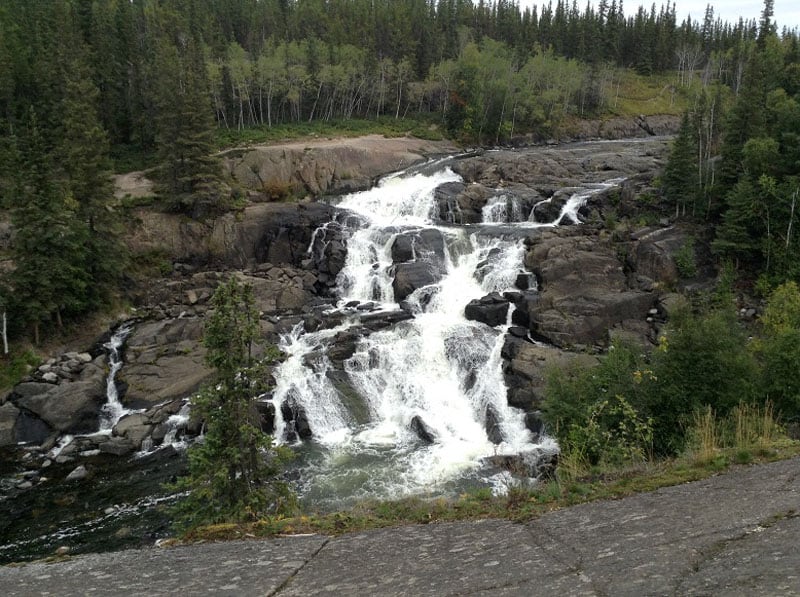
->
[517,1,800,31]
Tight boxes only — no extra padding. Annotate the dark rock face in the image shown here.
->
[410,415,436,444]
[392,261,440,302]
[391,229,446,264]
[464,293,511,328]
[520,228,657,348]
[485,405,503,445]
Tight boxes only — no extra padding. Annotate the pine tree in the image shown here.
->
[60,52,127,308]
[10,112,90,343]
[662,111,698,218]
[152,34,225,219]
[170,276,294,529]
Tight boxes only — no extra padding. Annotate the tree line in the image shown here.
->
[662,0,800,291]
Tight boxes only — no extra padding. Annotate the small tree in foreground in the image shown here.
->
[170,277,294,530]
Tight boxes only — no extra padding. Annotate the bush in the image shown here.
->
[543,341,653,468]
[643,306,760,454]
[674,238,697,278]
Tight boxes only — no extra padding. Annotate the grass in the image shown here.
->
[213,115,446,151]
[177,435,800,545]
[604,70,690,117]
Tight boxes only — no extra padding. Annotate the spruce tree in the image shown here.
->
[662,111,698,218]
[11,112,90,343]
[170,277,294,529]
[60,53,127,308]
[152,35,225,219]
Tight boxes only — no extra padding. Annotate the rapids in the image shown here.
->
[270,161,619,509]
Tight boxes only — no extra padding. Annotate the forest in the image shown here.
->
[0,0,796,347]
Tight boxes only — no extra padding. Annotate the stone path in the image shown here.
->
[2,458,799,596]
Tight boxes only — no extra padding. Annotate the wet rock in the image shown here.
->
[524,411,545,441]
[464,293,510,328]
[485,405,503,445]
[391,229,446,264]
[255,401,276,435]
[392,261,440,302]
[410,415,436,444]
[65,465,88,482]
[98,437,135,456]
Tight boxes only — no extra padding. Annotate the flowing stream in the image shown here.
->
[272,162,621,510]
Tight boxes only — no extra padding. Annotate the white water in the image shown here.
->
[99,324,134,431]
[270,164,619,509]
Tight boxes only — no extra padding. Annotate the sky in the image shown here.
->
[517,1,800,31]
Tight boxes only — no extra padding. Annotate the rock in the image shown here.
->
[632,227,687,285]
[502,336,598,410]
[521,230,656,347]
[524,411,545,439]
[280,401,312,441]
[391,229,446,264]
[0,401,20,446]
[487,447,559,479]
[485,405,503,445]
[41,372,59,384]
[255,401,276,434]
[464,293,510,328]
[392,261,440,302]
[14,375,107,435]
[122,318,211,407]
[65,465,88,482]
[410,415,436,444]
[98,437,135,456]
[113,413,153,449]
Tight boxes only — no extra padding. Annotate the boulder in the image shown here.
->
[521,229,657,347]
[391,229,446,264]
[15,376,107,435]
[113,413,153,449]
[392,261,440,302]
[122,318,211,407]
[464,293,510,328]
[98,436,135,456]
[487,447,559,479]
[502,336,599,410]
[410,415,436,444]
[65,465,89,482]
[632,226,687,285]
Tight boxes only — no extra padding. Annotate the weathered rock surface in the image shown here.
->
[222,135,459,198]
[521,228,656,348]
[502,336,599,411]
[121,318,209,408]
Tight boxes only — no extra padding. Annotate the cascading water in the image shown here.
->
[271,162,622,509]
[99,323,134,431]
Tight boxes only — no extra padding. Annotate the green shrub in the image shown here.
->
[674,237,697,278]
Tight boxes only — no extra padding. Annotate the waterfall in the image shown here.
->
[99,323,134,431]
[273,164,614,509]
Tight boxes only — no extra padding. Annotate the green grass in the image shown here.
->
[213,115,446,151]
